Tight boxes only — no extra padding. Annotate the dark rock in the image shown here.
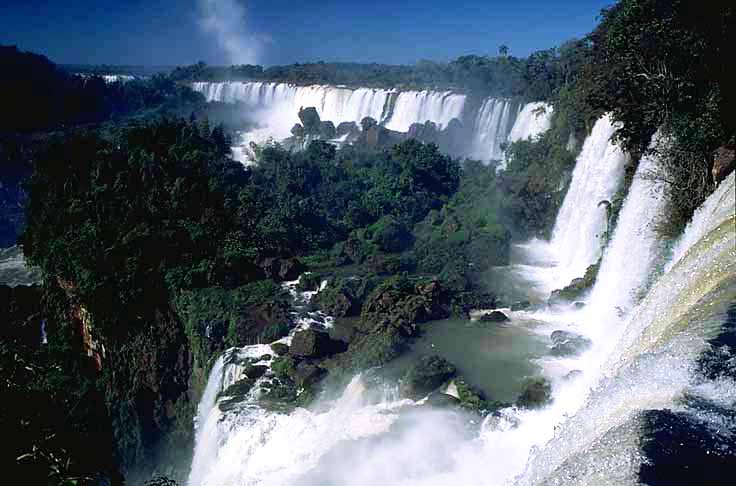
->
[289,329,346,359]
[361,276,451,336]
[712,145,735,184]
[258,257,306,282]
[243,364,269,380]
[258,354,272,362]
[367,216,414,253]
[258,378,299,412]
[517,377,552,409]
[336,121,360,138]
[550,330,592,357]
[425,391,461,408]
[574,301,586,309]
[401,355,457,399]
[297,272,323,292]
[299,107,321,134]
[328,318,361,344]
[549,259,600,304]
[270,342,289,356]
[480,310,509,322]
[292,362,326,387]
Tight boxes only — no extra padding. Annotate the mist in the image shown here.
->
[199,0,264,64]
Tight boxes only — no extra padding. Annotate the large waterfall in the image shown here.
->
[191,81,553,163]
[186,112,735,485]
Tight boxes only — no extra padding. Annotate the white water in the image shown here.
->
[382,90,466,132]
[192,81,552,163]
[186,114,734,485]
[516,115,628,295]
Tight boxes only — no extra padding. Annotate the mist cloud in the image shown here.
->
[199,0,267,65]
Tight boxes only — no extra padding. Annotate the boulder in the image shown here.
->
[401,355,457,399]
[243,364,269,380]
[292,362,326,387]
[517,377,552,409]
[480,311,509,322]
[289,329,346,359]
[550,330,592,357]
[328,318,361,344]
[297,272,323,292]
[712,145,735,184]
[259,257,306,282]
[270,342,289,356]
[425,391,461,408]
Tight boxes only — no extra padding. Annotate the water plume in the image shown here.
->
[199,0,265,65]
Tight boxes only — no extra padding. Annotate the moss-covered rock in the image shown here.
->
[549,330,592,357]
[517,377,552,409]
[289,329,346,359]
[270,342,289,356]
[549,258,601,304]
[401,355,457,399]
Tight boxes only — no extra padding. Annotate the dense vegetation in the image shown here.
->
[170,42,591,102]
[2,1,734,484]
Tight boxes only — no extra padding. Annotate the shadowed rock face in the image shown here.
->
[289,329,346,359]
[400,355,456,399]
[549,330,592,357]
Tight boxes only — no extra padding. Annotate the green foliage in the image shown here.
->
[22,119,243,335]
[170,50,591,102]
[0,45,204,133]
[500,117,577,238]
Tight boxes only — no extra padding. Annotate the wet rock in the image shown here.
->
[401,355,457,399]
[259,257,306,282]
[549,259,600,304]
[270,342,289,356]
[517,377,552,409]
[292,362,326,387]
[328,318,361,344]
[425,391,461,408]
[289,329,346,359]
[243,364,269,380]
[574,301,586,309]
[480,310,510,322]
[297,272,324,292]
[550,330,592,357]
[712,145,735,184]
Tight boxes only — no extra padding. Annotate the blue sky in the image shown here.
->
[0,0,615,66]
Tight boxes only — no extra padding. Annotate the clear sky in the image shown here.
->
[0,0,615,66]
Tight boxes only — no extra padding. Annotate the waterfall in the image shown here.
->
[493,102,554,172]
[548,115,628,288]
[186,129,734,484]
[665,171,735,272]
[467,98,518,161]
[382,90,467,132]
[191,81,555,164]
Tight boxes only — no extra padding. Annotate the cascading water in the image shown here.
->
[548,115,627,285]
[467,98,518,161]
[186,117,734,485]
[495,102,555,172]
[191,81,553,164]
[382,90,466,132]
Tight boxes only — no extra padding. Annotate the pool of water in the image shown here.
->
[391,316,550,404]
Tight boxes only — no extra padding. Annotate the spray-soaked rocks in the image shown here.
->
[548,259,601,304]
[550,330,592,357]
[479,310,510,323]
[400,355,457,399]
[290,329,347,359]
[516,377,552,409]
